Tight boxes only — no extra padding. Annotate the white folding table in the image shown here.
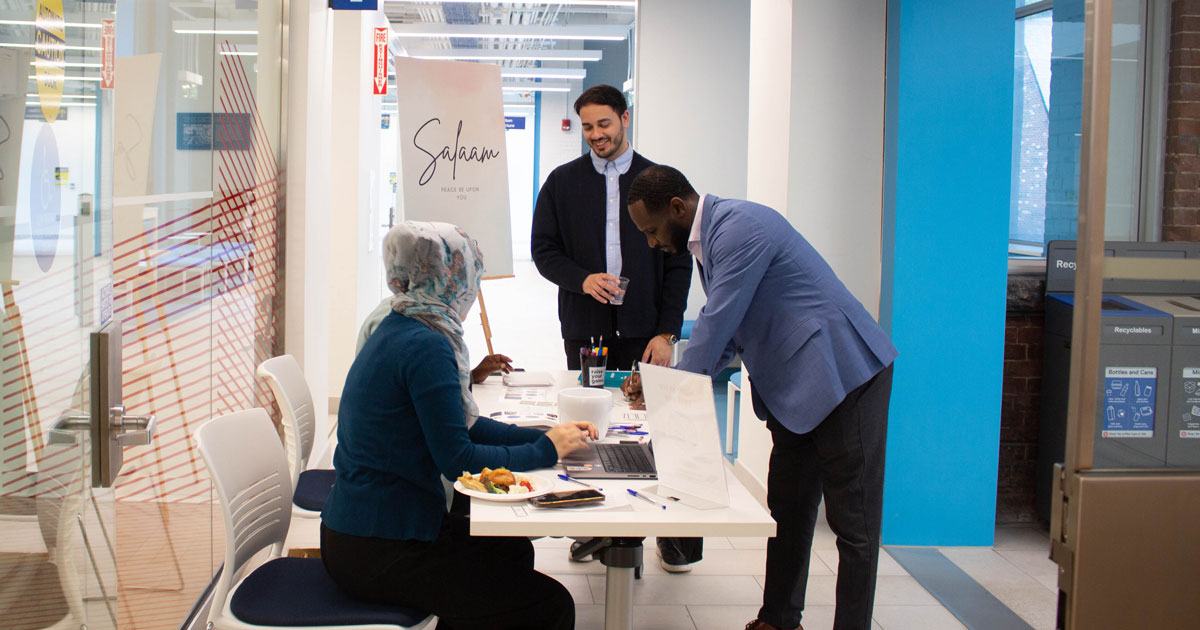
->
[469,372,776,630]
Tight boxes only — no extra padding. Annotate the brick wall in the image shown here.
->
[1166,0,1200,241]
[999,275,1045,524]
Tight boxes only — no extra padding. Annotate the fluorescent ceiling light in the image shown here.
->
[391,24,626,41]
[27,93,95,99]
[0,19,102,28]
[175,29,258,35]
[501,68,585,80]
[1,42,101,51]
[26,101,96,107]
[32,61,102,68]
[502,82,571,93]
[406,48,602,62]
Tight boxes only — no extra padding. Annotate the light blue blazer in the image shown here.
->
[676,196,898,434]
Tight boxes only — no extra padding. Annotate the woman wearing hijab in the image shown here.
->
[321,222,594,630]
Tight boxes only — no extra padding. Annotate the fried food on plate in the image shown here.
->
[458,468,534,495]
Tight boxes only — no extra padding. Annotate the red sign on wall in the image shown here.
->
[101,19,115,89]
[372,28,388,95]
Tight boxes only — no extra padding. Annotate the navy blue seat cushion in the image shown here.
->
[294,468,335,512]
[230,557,430,627]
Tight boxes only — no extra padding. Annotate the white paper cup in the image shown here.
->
[557,387,613,435]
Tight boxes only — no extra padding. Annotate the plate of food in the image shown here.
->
[454,468,555,502]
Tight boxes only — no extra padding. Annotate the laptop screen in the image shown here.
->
[639,364,730,509]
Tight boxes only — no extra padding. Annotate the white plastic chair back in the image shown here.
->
[256,355,316,485]
[195,408,293,625]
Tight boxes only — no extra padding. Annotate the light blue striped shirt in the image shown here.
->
[590,147,634,277]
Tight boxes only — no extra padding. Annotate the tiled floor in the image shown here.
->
[525,523,1058,630]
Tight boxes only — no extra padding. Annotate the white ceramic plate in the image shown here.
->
[454,472,555,502]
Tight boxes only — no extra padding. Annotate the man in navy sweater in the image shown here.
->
[531,84,692,372]
[531,84,700,572]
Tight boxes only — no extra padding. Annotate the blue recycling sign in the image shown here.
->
[1102,367,1156,438]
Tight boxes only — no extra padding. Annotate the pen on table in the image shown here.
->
[557,474,602,491]
[627,488,666,510]
[613,430,648,436]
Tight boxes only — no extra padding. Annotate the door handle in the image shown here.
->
[109,405,156,446]
[49,412,92,445]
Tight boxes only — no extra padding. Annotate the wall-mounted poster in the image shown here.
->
[393,57,513,278]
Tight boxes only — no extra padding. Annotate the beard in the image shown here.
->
[664,219,690,255]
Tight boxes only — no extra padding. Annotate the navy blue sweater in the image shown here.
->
[322,312,556,541]
[531,151,692,340]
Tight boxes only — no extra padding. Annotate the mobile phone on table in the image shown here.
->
[530,489,605,507]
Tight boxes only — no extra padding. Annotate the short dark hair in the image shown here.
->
[628,165,697,213]
[574,84,627,117]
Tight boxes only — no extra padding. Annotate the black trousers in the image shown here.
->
[321,515,574,630]
[564,337,652,372]
[759,365,893,630]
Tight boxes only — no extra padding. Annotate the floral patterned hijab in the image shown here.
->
[384,221,485,427]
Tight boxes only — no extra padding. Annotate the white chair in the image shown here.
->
[726,371,742,455]
[257,355,333,518]
[195,408,434,630]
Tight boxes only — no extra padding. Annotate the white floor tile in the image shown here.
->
[641,547,768,577]
[554,573,596,606]
[575,604,696,630]
[699,536,734,550]
[872,605,967,630]
[587,574,763,606]
[995,548,1059,591]
[687,605,760,629]
[992,524,1051,551]
[730,536,769,550]
[873,576,939,606]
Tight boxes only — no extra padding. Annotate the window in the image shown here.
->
[1011,2,1053,257]
[1009,0,1165,260]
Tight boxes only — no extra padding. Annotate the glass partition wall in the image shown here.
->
[0,1,284,627]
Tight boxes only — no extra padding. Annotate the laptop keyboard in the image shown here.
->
[594,443,656,474]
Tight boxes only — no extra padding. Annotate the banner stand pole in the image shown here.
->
[477,285,495,356]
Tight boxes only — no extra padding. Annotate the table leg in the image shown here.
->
[601,537,643,630]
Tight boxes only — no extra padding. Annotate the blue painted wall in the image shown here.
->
[880,1,1014,545]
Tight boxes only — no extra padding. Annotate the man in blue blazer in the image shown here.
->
[628,165,898,630]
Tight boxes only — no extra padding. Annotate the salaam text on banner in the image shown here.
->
[393,57,513,277]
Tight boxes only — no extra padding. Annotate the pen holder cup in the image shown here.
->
[558,387,613,436]
[579,349,608,388]
[578,370,631,388]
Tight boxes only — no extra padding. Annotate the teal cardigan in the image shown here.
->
[322,312,556,541]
